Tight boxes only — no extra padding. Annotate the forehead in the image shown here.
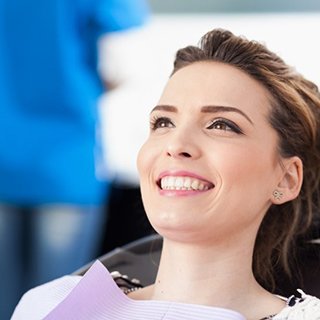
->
[158,62,271,117]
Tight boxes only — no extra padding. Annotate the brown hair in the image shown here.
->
[172,28,320,290]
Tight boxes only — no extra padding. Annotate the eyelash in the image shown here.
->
[150,116,174,131]
[150,116,243,134]
[206,118,243,134]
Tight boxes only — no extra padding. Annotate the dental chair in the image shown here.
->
[73,233,320,297]
[73,233,162,286]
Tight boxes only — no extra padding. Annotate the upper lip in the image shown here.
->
[157,170,215,189]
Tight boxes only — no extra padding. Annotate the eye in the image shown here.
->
[206,118,243,134]
[150,116,175,131]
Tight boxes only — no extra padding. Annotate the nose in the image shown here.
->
[165,131,201,160]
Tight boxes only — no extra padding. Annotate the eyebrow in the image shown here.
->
[151,105,178,113]
[201,105,253,124]
[151,104,253,124]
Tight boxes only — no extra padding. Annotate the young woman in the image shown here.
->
[12,29,320,320]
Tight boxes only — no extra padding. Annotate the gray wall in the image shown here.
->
[148,0,320,13]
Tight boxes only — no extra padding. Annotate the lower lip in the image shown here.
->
[159,188,211,197]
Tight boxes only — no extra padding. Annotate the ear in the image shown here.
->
[271,156,303,205]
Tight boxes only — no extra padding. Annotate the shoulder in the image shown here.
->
[11,265,142,319]
[11,275,81,320]
[274,291,320,320]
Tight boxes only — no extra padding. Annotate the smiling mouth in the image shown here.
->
[157,176,214,191]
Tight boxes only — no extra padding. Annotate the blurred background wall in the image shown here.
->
[101,0,320,185]
[148,0,320,13]
[100,0,320,252]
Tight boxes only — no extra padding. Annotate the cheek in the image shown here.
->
[216,144,276,188]
[137,145,151,217]
[137,142,150,177]
[137,140,161,183]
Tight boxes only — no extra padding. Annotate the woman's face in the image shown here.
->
[137,62,284,244]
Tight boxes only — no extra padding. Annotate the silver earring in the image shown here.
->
[273,190,283,200]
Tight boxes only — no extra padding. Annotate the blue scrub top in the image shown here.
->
[0,0,149,205]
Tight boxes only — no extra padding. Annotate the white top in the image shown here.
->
[11,261,320,320]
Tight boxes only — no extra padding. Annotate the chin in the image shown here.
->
[148,212,202,240]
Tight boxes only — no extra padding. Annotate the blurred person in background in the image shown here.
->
[0,0,149,318]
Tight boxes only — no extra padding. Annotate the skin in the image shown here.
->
[135,61,302,319]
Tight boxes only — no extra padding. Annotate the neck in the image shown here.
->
[154,237,256,302]
[148,233,279,319]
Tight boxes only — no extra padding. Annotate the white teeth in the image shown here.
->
[175,177,184,188]
[168,176,175,186]
[191,180,199,190]
[183,177,191,188]
[160,176,211,191]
